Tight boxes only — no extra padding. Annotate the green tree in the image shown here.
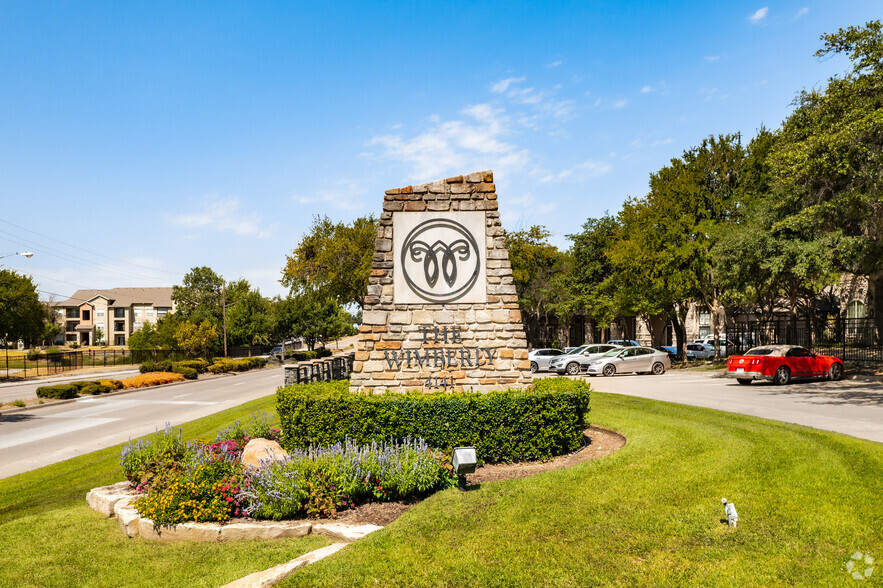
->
[769,20,883,335]
[127,316,182,351]
[225,286,273,347]
[281,215,378,310]
[272,294,352,350]
[0,269,46,347]
[506,226,568,346]
[172,267,224,327]
[174,320,218,358]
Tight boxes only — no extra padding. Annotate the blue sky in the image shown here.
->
[0,1,878,300]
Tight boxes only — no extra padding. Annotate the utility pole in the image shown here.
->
[221,281,228,358]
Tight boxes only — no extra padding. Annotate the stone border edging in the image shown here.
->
[87,482,383,543]
[87,482,382,587]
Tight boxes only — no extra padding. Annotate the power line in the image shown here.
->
[0,218,184,277]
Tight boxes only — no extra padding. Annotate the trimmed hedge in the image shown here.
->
[173,365,198,380]
[35,384,78,399]
[207,357,268,374]
[276,378,591,463]
[173,359,209,373]
[81,383,111,395]
[315,348,332,358]
[140,360,173,374]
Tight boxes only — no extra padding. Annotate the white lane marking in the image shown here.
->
[232,382,246,387]
[174,393,193,398]
[0,417,119,451]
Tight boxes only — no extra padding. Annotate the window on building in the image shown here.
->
[114,309,125,318]
[114,321,125,332]
[847,300,866,319]
[157,307,169,318]
[82,310,91,321]
[116,335,125,346]
[66,309,79,319]
[134,308,142,318]
[146,308,154,317]
[97,308,105,317]
[133,322,142,330]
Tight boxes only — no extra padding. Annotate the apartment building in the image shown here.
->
[54,288,175,346]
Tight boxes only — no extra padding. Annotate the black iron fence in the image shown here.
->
[727,318,882,363]
[1,345,280,380]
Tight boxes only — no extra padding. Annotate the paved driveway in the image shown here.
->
[542,370,883,444]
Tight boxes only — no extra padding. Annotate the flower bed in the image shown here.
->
[120,372,186,389]
[120,413,456,527]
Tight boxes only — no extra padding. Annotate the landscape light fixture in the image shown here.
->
[451,446,477,491]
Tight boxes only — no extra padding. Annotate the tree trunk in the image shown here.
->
[869,270,883,344]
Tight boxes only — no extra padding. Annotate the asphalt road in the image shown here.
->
[0,367,284,479]
[541,369,883,444]
[0,369,141,404]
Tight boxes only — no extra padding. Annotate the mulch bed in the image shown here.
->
[334,426,626,526]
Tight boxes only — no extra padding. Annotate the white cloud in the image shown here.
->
[748,7,768,24]
[367,104,531,183]
[705,55,721,62]
[291,179,369,212]
[491,77,525,93]
[538,159,612,183]
[793,7,808,19]
[652,138,674,146]
[641,85,653,93]
[546,60,563,68]
[168,196,275,238]
[612,99,628,109]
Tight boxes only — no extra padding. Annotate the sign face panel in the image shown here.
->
[393,212,487,304]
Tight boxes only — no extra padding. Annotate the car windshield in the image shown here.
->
[565,346,588,355]
[745,347,775,356]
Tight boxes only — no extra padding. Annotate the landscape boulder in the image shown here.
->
[241,438,289,468]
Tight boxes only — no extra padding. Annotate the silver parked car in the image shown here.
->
[585,346,671,376]
[528,348,565,373]
[685,342,715,360]
[550,344,623,375]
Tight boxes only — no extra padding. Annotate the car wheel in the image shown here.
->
[828,362,843,381]
[774,366,791,385]
[652,362,665,375]
[602,364,616,377]
[566,362,580,375]
[736,378,752,386]
[530,361,538,373]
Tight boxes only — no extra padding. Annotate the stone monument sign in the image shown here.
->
[350,170,532,393]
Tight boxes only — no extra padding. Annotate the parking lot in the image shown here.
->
[537,369,883,444]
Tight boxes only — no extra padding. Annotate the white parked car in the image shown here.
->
[685,342,715,360]
[550,344,623,375]
[692,338,731,356]
[585,346,671,376]
[528,348,565,373]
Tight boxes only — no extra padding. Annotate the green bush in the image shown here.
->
[276,378,591,463]
[173,365,198,380]
[304,350,318,360]
[99,379,124,391]
[26,349,43,360]
[315,348,332,358]
[292,352,307,361]
[174,359,209,373]
[207,357,267,374]
[140,360,173,374]
[35,384,79,399]
[80,383,111,395]
[70,381,96,391]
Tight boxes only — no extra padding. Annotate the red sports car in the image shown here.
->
[726,345,844,385]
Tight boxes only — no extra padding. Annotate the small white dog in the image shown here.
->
[721,498,738,528]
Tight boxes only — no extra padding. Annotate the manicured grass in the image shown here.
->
[284,392,883,587]
[0,394,333,588]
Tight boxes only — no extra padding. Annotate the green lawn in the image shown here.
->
[2,390,881,587]
[0,394,333,588]
[284,393,883,587]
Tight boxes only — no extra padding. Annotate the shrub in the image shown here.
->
[174,359,209,373]
[304,351,318,360]
[120,372,186,389]
[315,348,332,358]
[120,424,187,486]
[35,384,79,399]
[292,352,307,361]
[276,378,591,463]
[69,342,80,349]
[207,357,267,374]
[81,383,111,395]
[240,437,452,520]
[173,365,198,380]
[70,380,97,391]
[26,349,43,360]
[140,360,173,374]
[99,379,124,391]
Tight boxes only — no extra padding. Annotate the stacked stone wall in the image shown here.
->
[350,170,532,393]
